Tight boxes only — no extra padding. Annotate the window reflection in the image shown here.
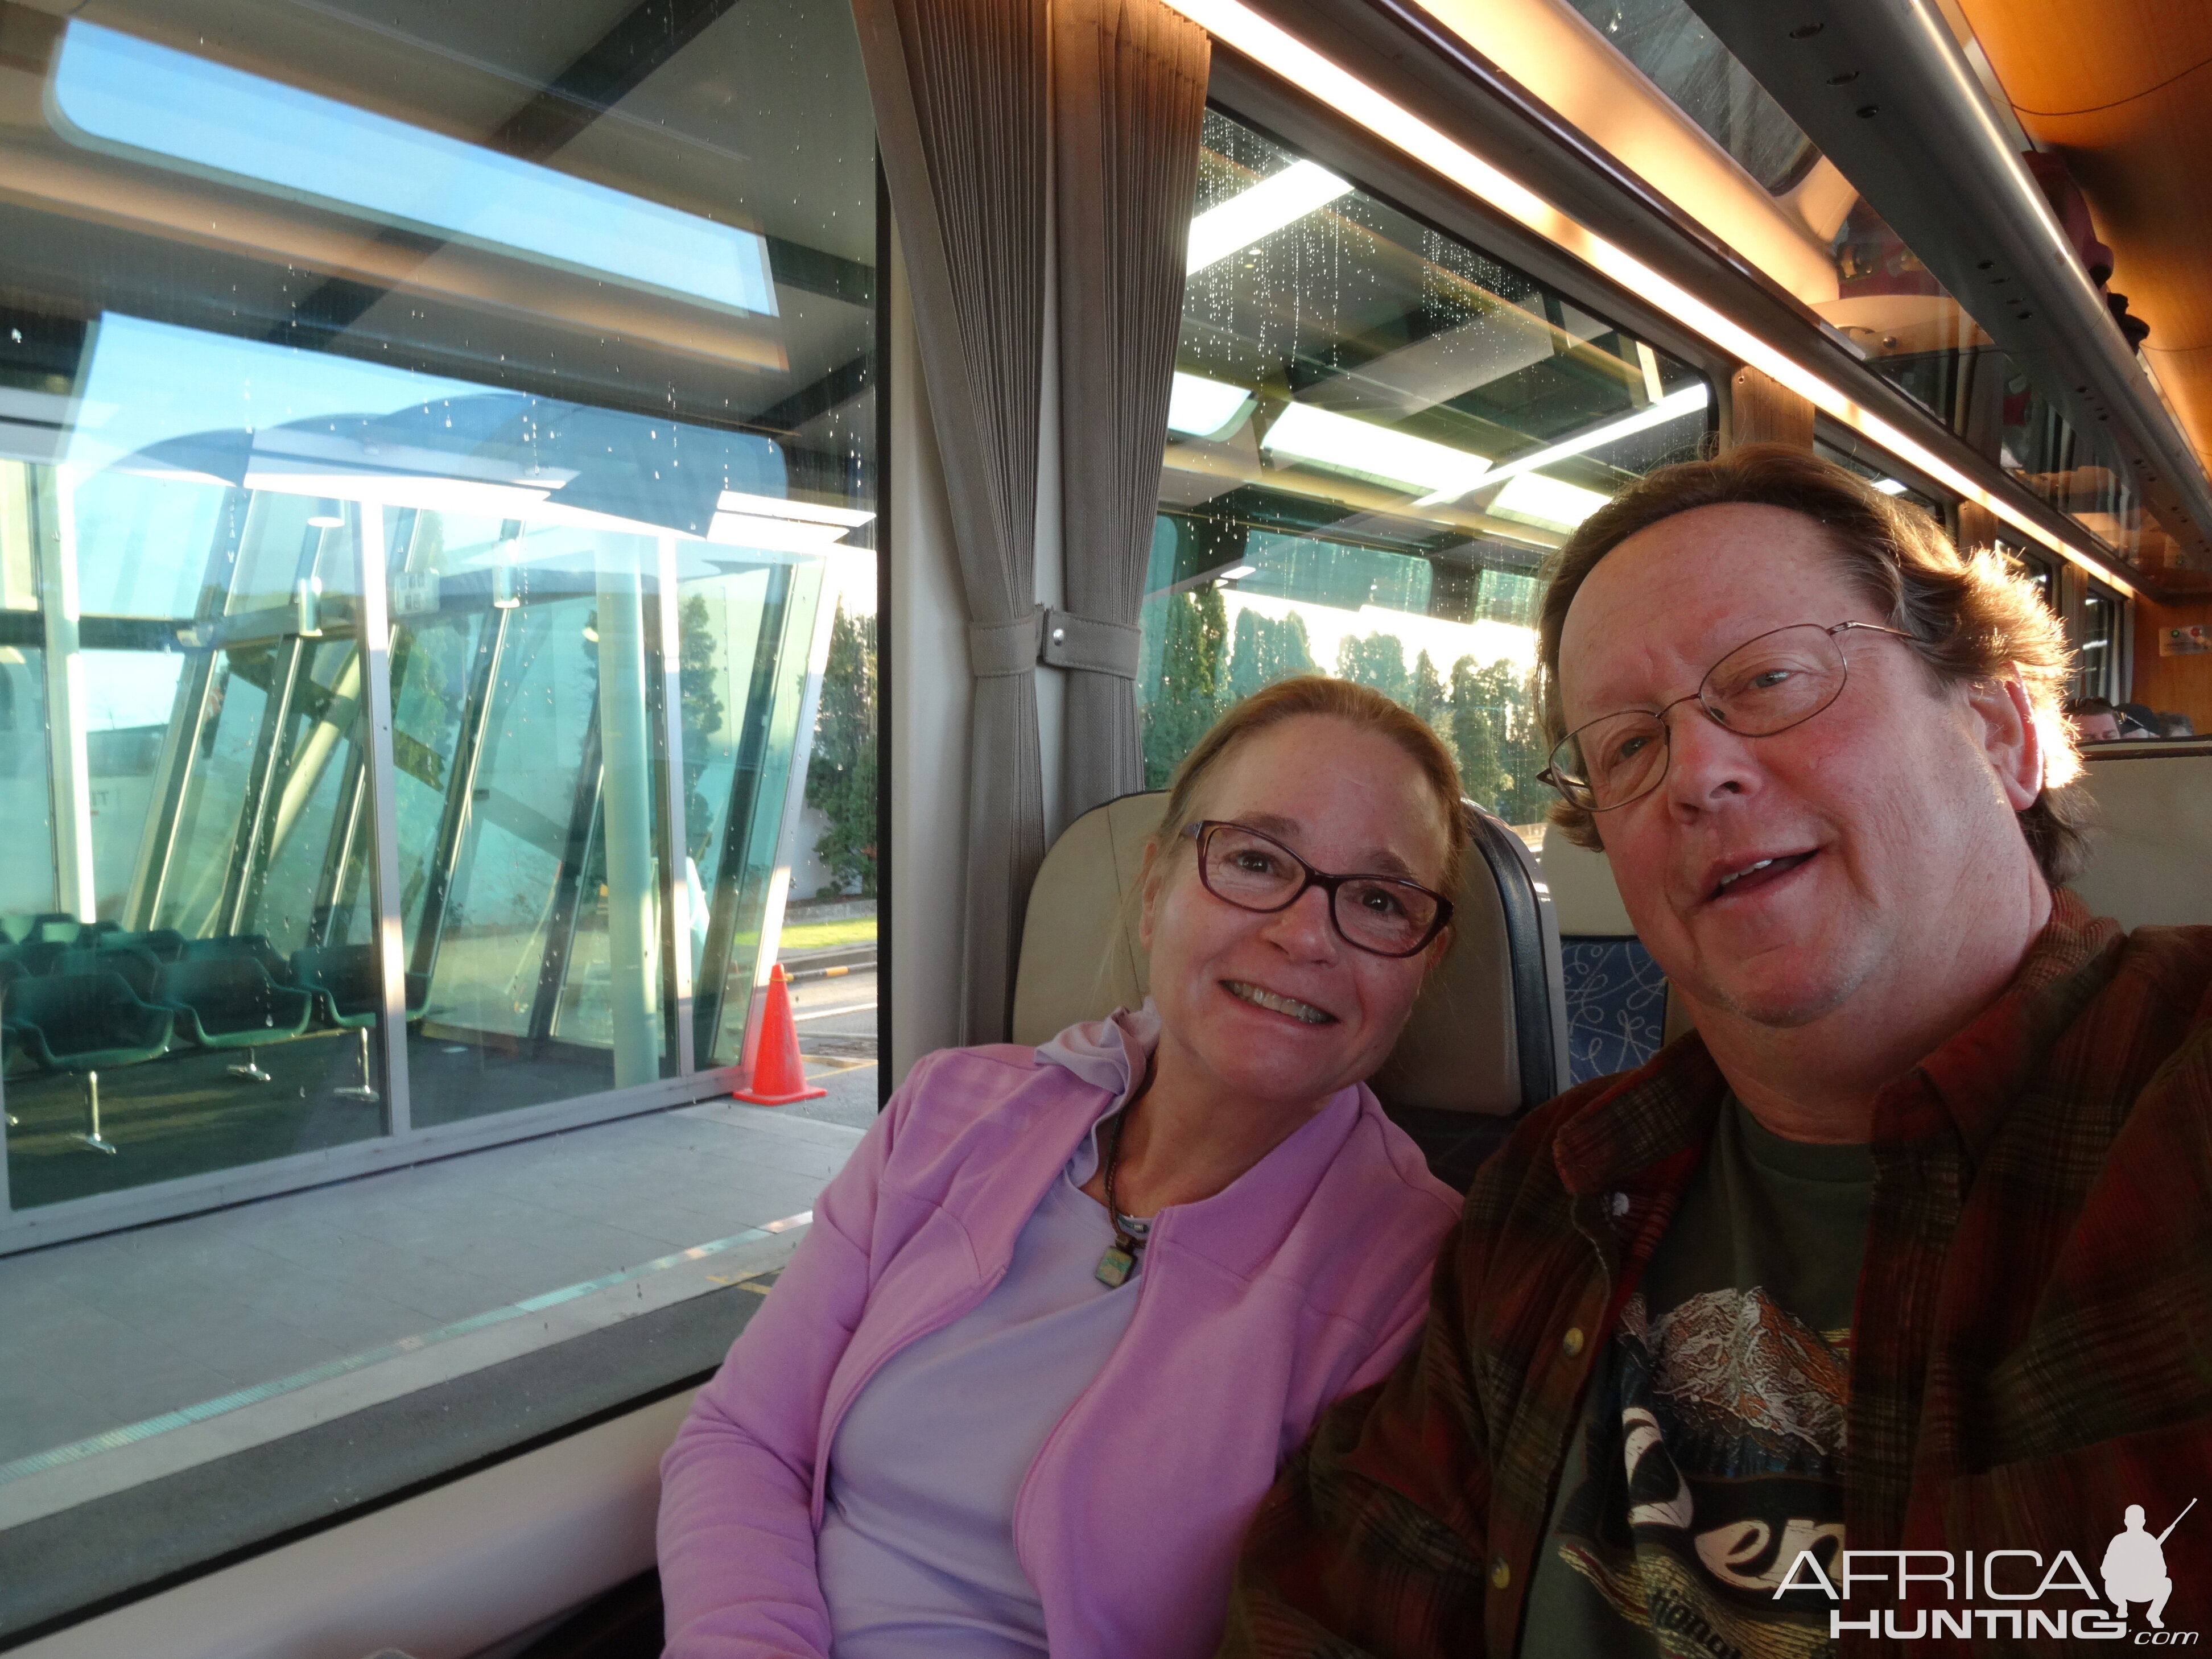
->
[1142,112,1710,828]
[1566,0,2203,593]
[1563,0,1819,193]
[0,0,875,1212]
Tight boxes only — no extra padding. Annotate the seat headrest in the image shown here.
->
[1010,791,1566,1120]
[1539,832,1635,936]
[2070,748,2212,928]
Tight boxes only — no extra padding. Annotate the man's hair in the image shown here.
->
[1534,443,2089,885]
[2064,695,2117,719]
[1156,675,1471,897]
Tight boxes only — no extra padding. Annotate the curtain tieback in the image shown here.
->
[1038,605,1141,679]
[967,610,1044,678]
[968,606,1141,679]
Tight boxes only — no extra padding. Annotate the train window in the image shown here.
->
[2076,583,2123,703]
[1813,435,1946,522]
[0,0,876,1628]
[1144,111,1711,832]
[2003,544,2060,614]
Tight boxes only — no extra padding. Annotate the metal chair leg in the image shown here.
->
[335,1027,379,1103]
[226,1045,272,1083]
[77,1068,117,1155]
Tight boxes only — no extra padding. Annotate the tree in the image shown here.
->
[1142,585,1228,787]
[804,602,878,896]
[1335,630,1411,706]
[1227,608,1317,701]
[1468,658,1551,827]
[1450,655,1508,814]
[1410,649,1458,771]
[678,594,724,862]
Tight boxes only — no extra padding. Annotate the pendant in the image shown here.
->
[1095,1244,1136,1287]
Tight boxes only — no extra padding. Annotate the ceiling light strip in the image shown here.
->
[1186,159,1354,272]
[1164,0,2133,597]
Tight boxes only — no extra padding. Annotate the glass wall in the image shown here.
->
[0,0,877,1217]
[1142,111,1711,828]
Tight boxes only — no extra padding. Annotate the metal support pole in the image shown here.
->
[596,537,659,1088]
[355,503,411,1133]
[335,1027,378,1103]
[77,1069,115,1154]
[655,535,696,1076]
[30,468,96,922]
[741,561,840,1082]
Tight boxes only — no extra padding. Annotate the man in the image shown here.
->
[2066,696,2126,744]
[1220,445,2212,1656]
[2103,1504,2179,1629]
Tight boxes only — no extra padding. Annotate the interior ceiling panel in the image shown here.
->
[1954,0,2212,496]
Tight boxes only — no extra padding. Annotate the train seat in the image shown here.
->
[1541,833,1680,1082]
[1010,791,1569,1191]
[2070,746,2212,929]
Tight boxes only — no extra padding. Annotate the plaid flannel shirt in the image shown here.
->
[1221,891,2212,1657]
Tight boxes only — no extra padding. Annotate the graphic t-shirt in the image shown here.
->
[1521,1097,1873,1659]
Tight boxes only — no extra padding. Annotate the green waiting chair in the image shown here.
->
[290,945,428,1104]
[0,940,71,977]
[155,958,315,1084]
[59,945,164,1002]
[96,929,187,964]
[181,934,297,984]
[2,972,175,1154]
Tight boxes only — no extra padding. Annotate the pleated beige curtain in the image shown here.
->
[1053,0,1209,822]
[854,0,1204,1041]
[853,0,1050,1043]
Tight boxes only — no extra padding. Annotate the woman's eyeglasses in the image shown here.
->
[1539,621,1914,813]
[1184,821,1452,958]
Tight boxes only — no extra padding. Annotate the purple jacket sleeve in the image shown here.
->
[655,1063,920,1658]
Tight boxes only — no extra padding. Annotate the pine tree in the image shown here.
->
[1227,608,1317,702]
[1335,630,1412,706]
[1410,649,1459,773]
[1450,655,1508,814]
[803,602,878,896]
[1141,585,1229,786]
[678,593,724,862]
[1467,659,1550,827]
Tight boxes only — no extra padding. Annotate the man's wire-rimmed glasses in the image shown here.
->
[1538,621,1916,813]
[1185,821,1454,958]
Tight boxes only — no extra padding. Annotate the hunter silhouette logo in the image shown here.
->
[2105,1500,2194,1632]
[1771,1497,2202,1641]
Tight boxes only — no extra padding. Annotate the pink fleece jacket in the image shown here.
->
[656,1010,1462,1659]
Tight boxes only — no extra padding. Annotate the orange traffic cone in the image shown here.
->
[733,963,827,1105]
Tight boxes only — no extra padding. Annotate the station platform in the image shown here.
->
[0,1054,876,1534]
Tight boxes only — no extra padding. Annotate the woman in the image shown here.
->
[658,676,1470,1659]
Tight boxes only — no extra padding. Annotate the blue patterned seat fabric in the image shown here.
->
[1560,936,1668,1086]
